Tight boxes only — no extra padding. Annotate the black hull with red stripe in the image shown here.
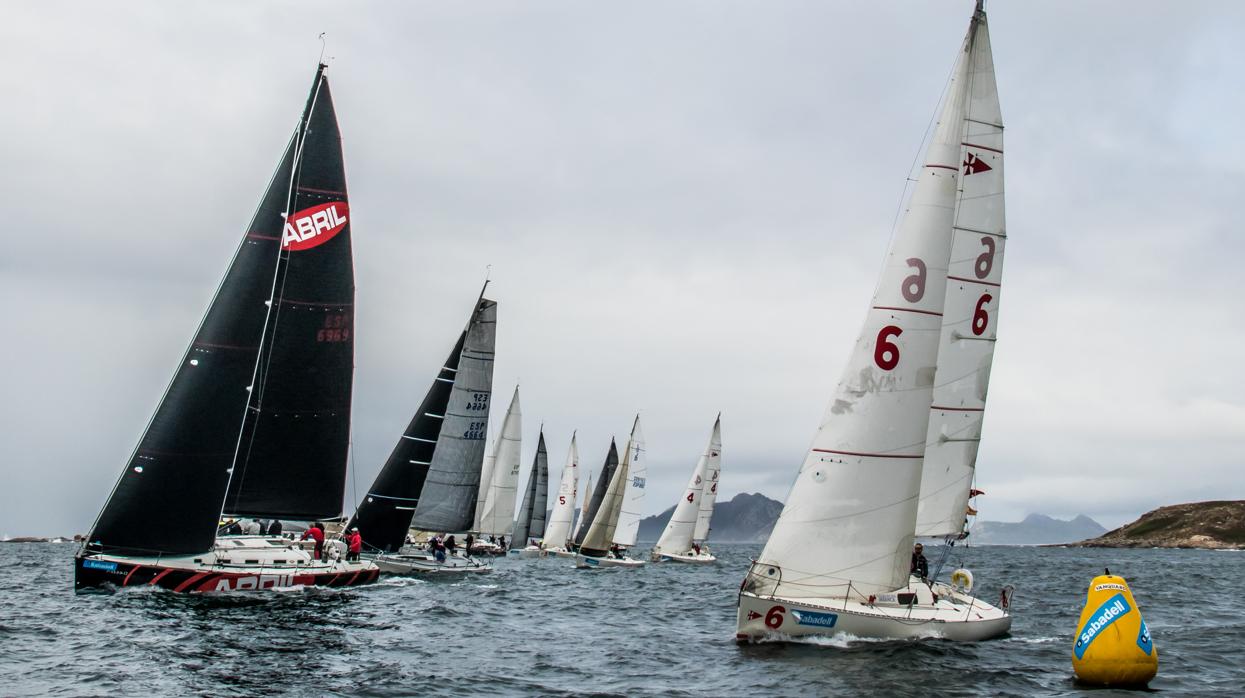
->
[74,555,379,593]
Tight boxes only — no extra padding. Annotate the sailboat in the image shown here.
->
[472,387,522,554]
[348,288,497,575]
[541,433,580,557]
[75,64,379,592]
[575,416,647,569]
[737,1,1012,641]
[652,415,721,564]
[508,430,550,557]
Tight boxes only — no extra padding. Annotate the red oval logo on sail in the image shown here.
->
[282,202,349,251]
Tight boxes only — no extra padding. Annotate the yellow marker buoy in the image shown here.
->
[1071,569,1158,687]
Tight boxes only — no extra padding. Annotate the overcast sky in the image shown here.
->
[3,1,1243,537]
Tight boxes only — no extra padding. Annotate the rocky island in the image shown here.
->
[1068,500,1245,550]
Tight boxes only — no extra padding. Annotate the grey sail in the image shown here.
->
[530,435,549,539]
[512,431,549,544]
[407,299,497,532]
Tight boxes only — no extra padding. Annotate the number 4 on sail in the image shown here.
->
[737,1,1012,641]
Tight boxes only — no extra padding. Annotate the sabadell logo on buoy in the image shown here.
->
[281,202,349,251]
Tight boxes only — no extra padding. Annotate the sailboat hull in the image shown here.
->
[574,553,646,569]
[370,552,491,575]
[507,546,543,559]
[651,550,717,564]
[74,550,379,592]
[736,582,1012,643]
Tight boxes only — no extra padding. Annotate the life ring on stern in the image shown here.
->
[950,568,974,593]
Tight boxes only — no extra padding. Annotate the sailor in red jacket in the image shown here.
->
[346,528,362,561]
[301,522,325,560]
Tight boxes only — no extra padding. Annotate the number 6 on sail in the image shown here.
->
[738,0,1012,643]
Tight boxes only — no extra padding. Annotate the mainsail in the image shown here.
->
[573,440,617,549]
[510,430,549,545]
[86,65,351,556]
[916,10,1005,538]
[654,416,720,555]
[613,416,647,548]
[543,432,579,548]
[351,295,496,552]
[754,12,983,599]
[476,387,522,536]
[692,415,722,543]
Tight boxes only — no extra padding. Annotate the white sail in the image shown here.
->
[754,22,979,599]
[653,420,712,556]
[692,415,722,543]
[572,470,592,542]
[613,416,646,547]
[472,450,495,532]
[477,386,522,536]
[916,13,1005,538]
[543,432,579,548]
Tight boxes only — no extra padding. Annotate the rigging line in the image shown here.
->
[221,69,328,517]
[869,37,964,304]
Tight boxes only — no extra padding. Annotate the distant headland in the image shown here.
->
[1067,500,1245,550]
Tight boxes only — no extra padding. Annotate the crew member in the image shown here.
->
[911,543,929,579]
[302,522,325,560]
[345,527,362,561]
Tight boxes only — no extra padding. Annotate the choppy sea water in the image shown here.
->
[1,543,1240,696]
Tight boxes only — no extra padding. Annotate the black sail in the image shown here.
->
[352,297,497,552]
[223,69,354,519]
[572,440,618,548]
[85,65,342,556]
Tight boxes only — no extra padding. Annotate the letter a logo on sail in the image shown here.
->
[281,201,350,251]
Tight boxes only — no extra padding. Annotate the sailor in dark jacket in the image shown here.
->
[910,543,929,579]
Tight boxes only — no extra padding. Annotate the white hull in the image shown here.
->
[371,552,491,576]
[652,550,717,564]
[736,578,1011,643]
[507,546,543,559]
[541,547,578,559]
[574,553,646,569]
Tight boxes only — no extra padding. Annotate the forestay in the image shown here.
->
[754,17,980,599]
[916,11,1005,538]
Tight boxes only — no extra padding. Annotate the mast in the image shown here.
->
[85,65,348,556]
[916,0,1004,538]
[543,432,579,548]
[692,414,722,543]
[350,294,497,552]
[752,12,980,599]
